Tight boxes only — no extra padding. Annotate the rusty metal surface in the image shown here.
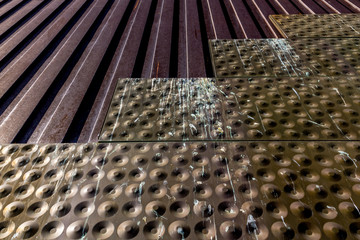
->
[0,141,358,239]
[100,77,360,142]
[0,0,357,143]
[270,13,360,38]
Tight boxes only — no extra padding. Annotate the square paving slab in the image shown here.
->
[210,39,358,78]
[0,141,359,239]
[270,14,360,38]
[100,77,360,142]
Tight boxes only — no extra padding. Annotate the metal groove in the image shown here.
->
[196,0,215,77]
[0,0,30,23]
[0,0,93,117]
[0,0,73,69]
[0,0,11,9]
[0,0,51,44]
[0,0,357,143]
[131,0,158,78]
[169,0,180,78]
[12,0,115,143]
[62,0,137,143]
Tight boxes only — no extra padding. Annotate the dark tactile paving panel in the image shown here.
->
[0,142,359,239]
[209,39,357,78]
[100,77,360,142]
[270,14,360,38]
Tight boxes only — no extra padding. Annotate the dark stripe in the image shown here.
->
[62,0,137,143]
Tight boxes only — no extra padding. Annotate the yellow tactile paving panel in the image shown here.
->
[210,39,360,77]
[0,142,359,239]
[100,77,360,142]
[270,14,360,38]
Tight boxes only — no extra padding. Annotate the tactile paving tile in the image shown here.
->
[209,39,357,78]
[0,141,359,239]
[100,78,226,141]
[100,77,360,142]
[291,37,360,76]
[270,14,360,38]
[209,39,317,78]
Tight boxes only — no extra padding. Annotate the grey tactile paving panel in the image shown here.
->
[209,39,357,78]
[0,141,359,239]
[100,77,360,142]
[270,14,360,38]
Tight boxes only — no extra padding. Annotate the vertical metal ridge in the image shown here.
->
[0,0,356,143]
[12,0,115,144]
[0,0,31,23]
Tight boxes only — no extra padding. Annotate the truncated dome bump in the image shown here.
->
[74,201,95,218]
[168,221,191,239]
[145,201,166,217]
[98,201,119,218]
[92,221,114,239]
[143,220,166,240]
[16,221,39,239]
[41,221,64,239]
[27,201,48,218]
[219,221,242,239]
[66,220,89,239]
[0,140,358,238]
[50,201,71,218]
[3,201,24,218]
[0,221,15,239]
[122,201,142,218]
[117,220,139,239]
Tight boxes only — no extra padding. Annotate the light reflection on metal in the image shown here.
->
[270,14,360,38]
[0,142,358,239]
[210,39,358,78]
[100,77,360,142]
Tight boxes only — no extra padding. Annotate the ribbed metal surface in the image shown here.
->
[0,0,359,144]
[0,141,359,239]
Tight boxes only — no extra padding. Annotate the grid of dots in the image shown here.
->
[270,14,360,38]
[209,39,358,78]
[0,142,359,239]
[100,77,360,142]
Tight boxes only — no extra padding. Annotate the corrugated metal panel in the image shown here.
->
[0,0,358,143]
